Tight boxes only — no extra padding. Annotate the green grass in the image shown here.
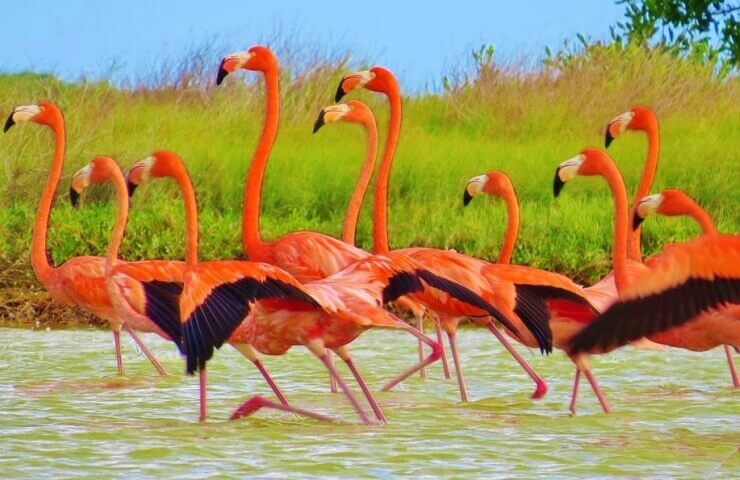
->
[0,45,738,287]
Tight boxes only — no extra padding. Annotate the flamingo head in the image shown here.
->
[335,67,397,101]
[4,101,62,132]
[70,156,120,207]
[554,148,612,197]
[633,189,698,229]
[605,106,656,147]
[463,171,514,206]
[126,150,182,196]
[216,45,277,85]
[313,100,373,133]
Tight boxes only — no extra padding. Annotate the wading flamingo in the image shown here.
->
[555,149,739,403]
[335,69,602,406]
[3,102,166,375]
[217,46,447,384]
[125,151,306,420]
[632,189,738,387]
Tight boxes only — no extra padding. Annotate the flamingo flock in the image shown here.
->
[4,45,738,424]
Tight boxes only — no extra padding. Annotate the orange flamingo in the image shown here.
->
[217,46,448,384]
[3,102,167,375]
[125,151,307,420]
[335,69,597,404]
[632,189,738,387]
[555,149,739,400]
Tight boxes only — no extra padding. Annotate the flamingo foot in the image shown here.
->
[230,395,339,423]
[531,378,548,400]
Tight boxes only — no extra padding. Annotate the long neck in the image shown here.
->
[497,188,520,264]
[682,201,718,237]
[628,120,659,262]
[169,165,200,264]
[600,161,632,293]
[242,67,279,256]
[341,119,378,245]
[105,168,132,276]
[372,87,401,254]
[32,122,65,283]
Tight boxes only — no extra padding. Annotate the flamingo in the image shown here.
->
[127,151,503,423]
[632,189,739,387]
[555,149,739,399]
[335,68,600,405]
[3,102,167,376]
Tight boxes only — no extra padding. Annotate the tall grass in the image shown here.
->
[0,41,737,295]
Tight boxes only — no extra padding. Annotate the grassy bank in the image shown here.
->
[0,44,738,326]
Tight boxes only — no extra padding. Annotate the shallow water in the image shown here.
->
[0,327,737,478]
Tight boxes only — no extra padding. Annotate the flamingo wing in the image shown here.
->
[270,232,369,282]
[179,261,320,373]
[569,235,740,354]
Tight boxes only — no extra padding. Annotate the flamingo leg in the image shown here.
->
[199,368,207,422]
[380,315,443,392]
[230,396,338,423]
[333,346,387,423]
[724,345,739,388]
[447,331,469,402]
[569,369,581,415]
[122,323,168,376]
[582,368,611,414]
[429,312,452,380]
[230,344,290,407]
[485,322,548,399]
[113,329,124,375]
[416,312,427,379]
[327,351,339,394]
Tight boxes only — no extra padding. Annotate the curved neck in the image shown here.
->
[242,67,279,256]
[105,167,132,276]
[496,188,520,264]
[599,161,632,293]
[32,122,65,283]
[628,120,659,262]
[372,88,401,254]
[341,119,378,246]
[169,165,200,264]
[682,201,718,237]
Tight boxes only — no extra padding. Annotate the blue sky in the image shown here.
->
[2,1,625,88]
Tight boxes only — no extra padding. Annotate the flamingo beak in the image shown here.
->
[334,82,346,102]
[605,128,614,148]
[216,58,229,86]
[463,175,487,206]
[463,190,473,206]
[313,110,326,133]
[4,105,42,132]
[127,180,138,197]
[553,156,583,198]
[334,71,373,101]
[3,112,15,133]
[633,193,663,230]
[69,164,92,207]
[69,187,80,207]
[632,211,644,230]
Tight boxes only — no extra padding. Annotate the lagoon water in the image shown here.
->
[0,328,737,478]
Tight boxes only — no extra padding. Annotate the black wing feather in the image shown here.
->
[382,271,424,304]
[142,280,184,352]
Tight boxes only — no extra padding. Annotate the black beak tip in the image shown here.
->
[553,171,565,198]
[127,180,138,197]
[463,190,473,206]
[334,83,346,102]
[605,130,614,148]
[69,188,80,207]
[3,114,15,133]
[216,60,228,86]
[313,110,326,134]
[632,213,644,230]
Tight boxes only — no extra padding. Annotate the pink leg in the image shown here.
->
[113,330,124,375]
[431,314,452,380]
[724,345,739,389]
[252,358,291,407]
[447,331,469,402]
[327,351,339,394]
[569,368,581,415]
[317,352,372,424]
[334,346,387,423]
[416,313,427,379]
[199,368,207,422]
[230,395,338,423]
[380,315,443,392]
[485,322,548,399]
[122,323,168,376]
[582,368,611,413]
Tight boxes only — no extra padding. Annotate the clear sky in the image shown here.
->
[2,1,625,88]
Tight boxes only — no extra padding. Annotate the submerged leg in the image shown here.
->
[724,345,739,389]
[430,313,451,380]
[199,368,207,422]
[485,322,547,399]
[113,329,124,375]
[333,346,387,423]
[327,351,339,394]
[569,368,581,415]
[122,323,168,376]
[582,368,611,414]
[447,331,469,402]
[380,315,443,392]
[416,312,427,379]
[231,343,290,407]
[230,396,338,423]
